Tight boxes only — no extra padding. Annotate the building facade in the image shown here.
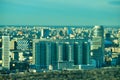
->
[16,39,31,51]
[32,39,91,70]
[91,26,104,67]
[2,36,10,69]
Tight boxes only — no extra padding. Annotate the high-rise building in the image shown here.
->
[118,30,120,47]
[82,42,90,65]
[91,26,104,67]
[74,41,90,65]
[10,40,17,50]
[40,28,50,38]
[46,42,52,67]
[56,42,66,69]
[56,42,64,62]
[33,39,56,70]
[32,39,40,69]
[65,42,74,68]
[2,36,10,69]
[32,39,91,70]
[74,42,83,65]
[32,39,46,70]
[66,43,74,62]
[0,39,2,60]
[46,42,54,69]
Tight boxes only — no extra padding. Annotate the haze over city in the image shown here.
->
[0,0,120,25]
[0,0,120,80]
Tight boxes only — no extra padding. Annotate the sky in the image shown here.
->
[0,0,120,25]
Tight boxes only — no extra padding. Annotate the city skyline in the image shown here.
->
[0,0,120,25]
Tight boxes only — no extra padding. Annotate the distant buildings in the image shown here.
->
[1,25,120,72]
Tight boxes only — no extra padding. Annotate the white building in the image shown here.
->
[2,36,10,69]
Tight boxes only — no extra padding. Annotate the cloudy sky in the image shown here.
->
[0,0,120,25]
